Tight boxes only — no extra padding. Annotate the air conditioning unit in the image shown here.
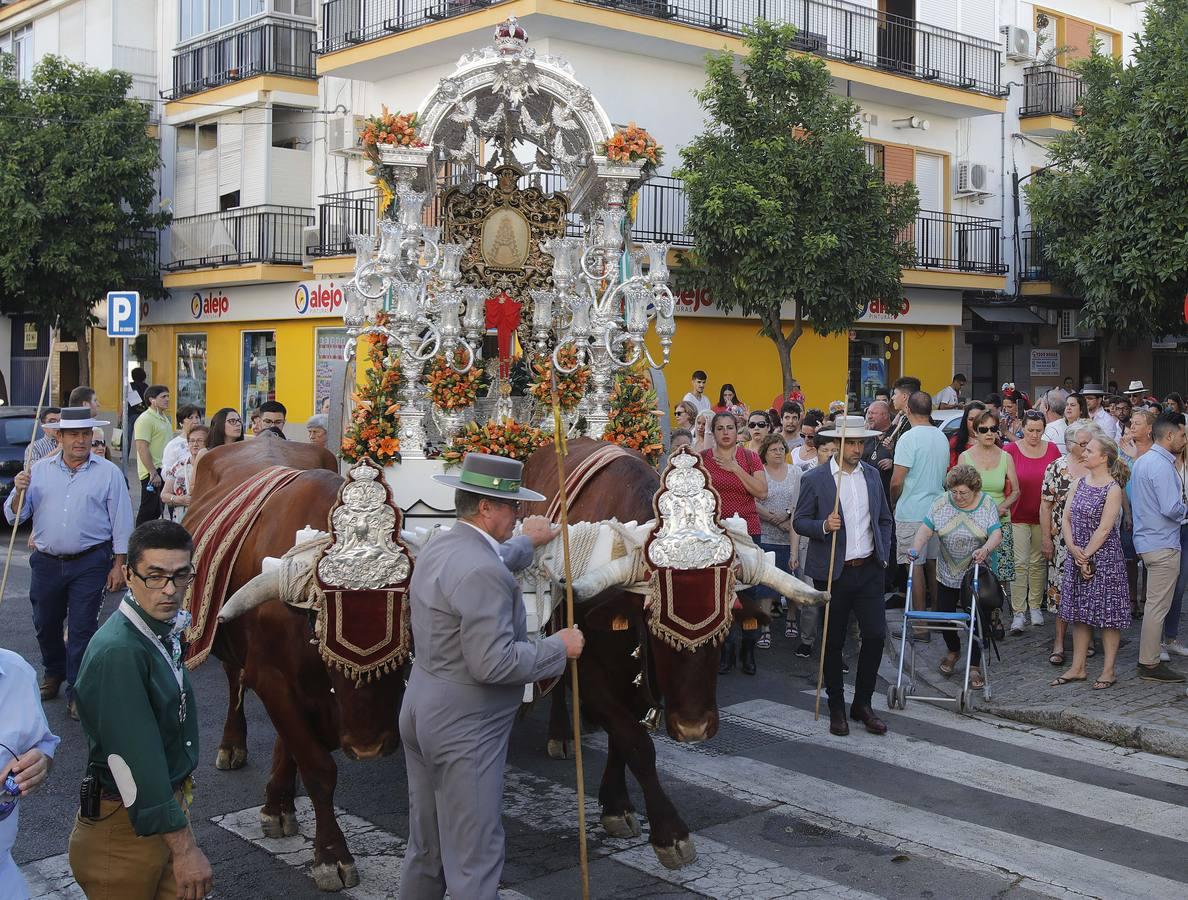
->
[1057,309,1097,342]
[1004,26,1035,61]
[955,161,992,196]
[327,115,366,155]
[301,224,321,268]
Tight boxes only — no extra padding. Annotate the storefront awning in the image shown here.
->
[970,305,1046,325]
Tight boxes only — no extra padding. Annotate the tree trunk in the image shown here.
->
[764,304,804,397]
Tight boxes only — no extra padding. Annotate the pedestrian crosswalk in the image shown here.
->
[18,691,1188,899]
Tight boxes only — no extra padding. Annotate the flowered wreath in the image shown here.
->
[603,361,663,464]
[441,419,549,468]
[341,313,402,466]
[599,123,663,174]
[425,349,485,411]
[528,346,589,412]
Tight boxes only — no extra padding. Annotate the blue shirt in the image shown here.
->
[0,649,60,900]
[3,453,134,556]
[1130,444,1187,554]
[893,424,950,522]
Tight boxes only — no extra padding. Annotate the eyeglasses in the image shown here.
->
[976,425,1000,434]
[130,569,195,590]
[226,417,243,425]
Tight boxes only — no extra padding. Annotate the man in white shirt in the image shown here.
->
[1083,384,1121,442]
[934,374,966,410]
[1041,389,1070,452]
[682,369,711,414]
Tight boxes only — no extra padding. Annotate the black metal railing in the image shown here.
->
[1020,230,1050,281]
[318,0,1002,95]
[166,205,315,269]
[909,209,1005,274]
[165,20,317,101]
[1020,64,1083,118]
[633,176,691,246]
[308,188,380,257]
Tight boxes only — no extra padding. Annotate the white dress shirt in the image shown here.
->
[1092,407,1121,442]
[1042,419,1068,453]
[829,458,874,561]
[458,519,502,556]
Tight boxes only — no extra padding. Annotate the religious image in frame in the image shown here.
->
[481,208,531,271]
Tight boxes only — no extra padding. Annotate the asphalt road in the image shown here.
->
[6,537,1188,899]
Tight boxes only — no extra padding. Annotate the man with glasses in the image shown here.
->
[4,407,132,720]
[257,400,287,435]
[69,520,213,900]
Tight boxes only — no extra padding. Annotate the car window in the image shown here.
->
[0,417,35,446]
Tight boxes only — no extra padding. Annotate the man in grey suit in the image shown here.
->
[794,415,894,739]
[399,453,585,899]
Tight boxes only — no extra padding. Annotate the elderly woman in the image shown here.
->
[1052,435,1130,689]
[307,414,329,449]
[909,465,1002,690]
[162,424,210,523]
[668,428,693,455]
[755,433,798,648]
[702,411,767,675]
[672,400,698,433]
[1040,421,1100,666]
[1005,410,1062,633]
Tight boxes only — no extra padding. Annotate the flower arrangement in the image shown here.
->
[341,313,402,466]
[604,361,664,464]
[361,107,423,152]
[425,349,485,411]
[441,419,549,468]
[528,347,590,412]
[599,123,663,173]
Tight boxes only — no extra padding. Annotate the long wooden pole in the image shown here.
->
[0,323,58,614]
[814,409,848,721]
[549,370,589,899]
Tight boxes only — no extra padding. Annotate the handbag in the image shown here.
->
[961,563,1005,617]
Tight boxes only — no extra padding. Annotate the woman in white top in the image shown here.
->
[792,417,821,472]
[162,425,210,523]
[754,433,800,649]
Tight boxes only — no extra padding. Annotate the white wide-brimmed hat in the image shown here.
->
[817,414,882,440]
[1123,380,1148,396]
[41,406,109,431]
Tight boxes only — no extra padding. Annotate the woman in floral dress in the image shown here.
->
[1052,435,1130,690]
[1039,421,1099,666]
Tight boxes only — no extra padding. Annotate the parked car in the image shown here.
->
[0,407,40,501]
[931,408,965,438]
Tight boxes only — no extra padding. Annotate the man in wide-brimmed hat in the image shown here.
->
[399,452,584,900]
[1081,383,1122,442]
[3,407,133,720]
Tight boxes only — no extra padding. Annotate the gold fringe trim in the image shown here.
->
[645,566,735,652]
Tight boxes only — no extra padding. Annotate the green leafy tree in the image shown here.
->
[1026,0,1188,337]
[0,54,168,386]
[675,21,918,393]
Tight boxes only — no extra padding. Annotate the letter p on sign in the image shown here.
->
[107,291,140,339]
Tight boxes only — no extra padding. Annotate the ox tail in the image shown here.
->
[218,570,282,622]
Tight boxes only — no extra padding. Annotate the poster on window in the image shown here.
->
[176,334,207,413]
[315,328,349,414]
[860,357,886,407]
[241,331,276,415]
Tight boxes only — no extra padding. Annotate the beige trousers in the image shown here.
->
[1139,548,1180,666]
[1011,523,1047,612]
[69,800,177,900]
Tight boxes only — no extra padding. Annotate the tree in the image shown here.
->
[0,54,169,387]
[675,21,918,394]
[1026,0,1188,338]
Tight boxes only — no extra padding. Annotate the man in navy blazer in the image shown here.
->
[794,415,894,737]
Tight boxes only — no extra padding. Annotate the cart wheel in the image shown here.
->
[896,687,907,710]
[957,690,969,713]
[887,685,898,710]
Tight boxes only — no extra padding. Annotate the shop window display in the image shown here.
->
[177,334,207,413]
[242,330,277,415]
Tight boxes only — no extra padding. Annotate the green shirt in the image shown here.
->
[74,597,199,836]
[133,408,172,480]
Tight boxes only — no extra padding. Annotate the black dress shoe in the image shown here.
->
[740,641,757,675]
[850,704,888,735]
[719,643,736,675]
[829,708,850,736]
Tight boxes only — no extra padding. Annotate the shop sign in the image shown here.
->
[22,322,38,351]
[146,281,350,325]
[672,287,960,327]
[191,291,230,319]
[294,283,344,316]
[1030,348,1061,377]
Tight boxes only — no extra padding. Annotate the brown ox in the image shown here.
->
[187,437,406,891]
[521,438,711,869]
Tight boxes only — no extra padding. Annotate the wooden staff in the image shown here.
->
[814,408,848,721]
[549,369,589,900]
[0,323,57,613]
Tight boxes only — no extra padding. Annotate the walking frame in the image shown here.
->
[889,561,993,713]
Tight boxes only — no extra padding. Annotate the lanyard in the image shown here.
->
[119,598,184,695]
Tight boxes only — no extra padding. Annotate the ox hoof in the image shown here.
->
[338,861,360,889]
[546,739,569,760]
[311,861,352,892]
[215,747,247,771]
[260,810,299,838]
[601,812,641,838]
[653,837,697,870]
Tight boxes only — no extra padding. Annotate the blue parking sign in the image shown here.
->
[107,291,140,339]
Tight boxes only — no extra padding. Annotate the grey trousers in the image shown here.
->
[398,667,521,900]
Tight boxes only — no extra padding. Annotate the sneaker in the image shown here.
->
[1029,608,1044,627]
[1160,645,1172,662]
[1010,614,1026,636]
[1137,662,1186,683]
[1164,639,1188,657]
[794,643,813,659]
[757,628,771,649]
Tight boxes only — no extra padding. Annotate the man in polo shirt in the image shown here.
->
[4,407,133,718]
[24,408,61,468]
[134,385,172,524]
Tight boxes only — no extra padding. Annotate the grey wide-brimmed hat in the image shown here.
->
[41,406,109,431]
[1081,383,1106,396]
[817,414,882,440]
[433,451,546,502]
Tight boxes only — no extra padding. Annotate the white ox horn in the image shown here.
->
[218,570,282,622]
[570,554,642,601]
[732,537,828,607]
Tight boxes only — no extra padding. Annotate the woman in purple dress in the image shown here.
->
[1053,435,1131,690]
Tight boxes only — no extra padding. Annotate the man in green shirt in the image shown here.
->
[68,520,213,900]
[134,385,173,525]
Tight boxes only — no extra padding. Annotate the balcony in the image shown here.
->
[909,210,1006,275]
[165,19,317,102]
[318,0,1001,98]
[1020,230,1050,283]
[1020,64,1083,136]
[166,205,315,271]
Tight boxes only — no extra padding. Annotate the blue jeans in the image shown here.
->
[755,541,792,615]
[1167,522,1188,641]
[29,544,111,695]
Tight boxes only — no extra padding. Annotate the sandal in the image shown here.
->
[757,629,771,649]
[1050,675,1087,686]
[970,670,985,690]
[938,655,958,677]
[1048,651,1065,666]
[1086,645,1097,658]
[1092,678,1116,690]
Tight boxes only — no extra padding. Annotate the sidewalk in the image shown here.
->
[882,609,1188,761]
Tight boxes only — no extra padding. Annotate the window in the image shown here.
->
[849,330,902,409]
[219,190,241,210]
[315,328,349,413]
[864,142,885,176]
[177,334,208,413]
[272,0,313,16]
[0,25,33,81]
[242,331,277,416]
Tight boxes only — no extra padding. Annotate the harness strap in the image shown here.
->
[545,443,635,523]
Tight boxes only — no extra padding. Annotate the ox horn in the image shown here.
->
[218,570,282,622]
[738,553,828,608]
[570,555,641,601]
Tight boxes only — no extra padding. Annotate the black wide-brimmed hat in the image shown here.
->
[42,406,109,430]
[433,452,546,502]
[1081,383,1106,396]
